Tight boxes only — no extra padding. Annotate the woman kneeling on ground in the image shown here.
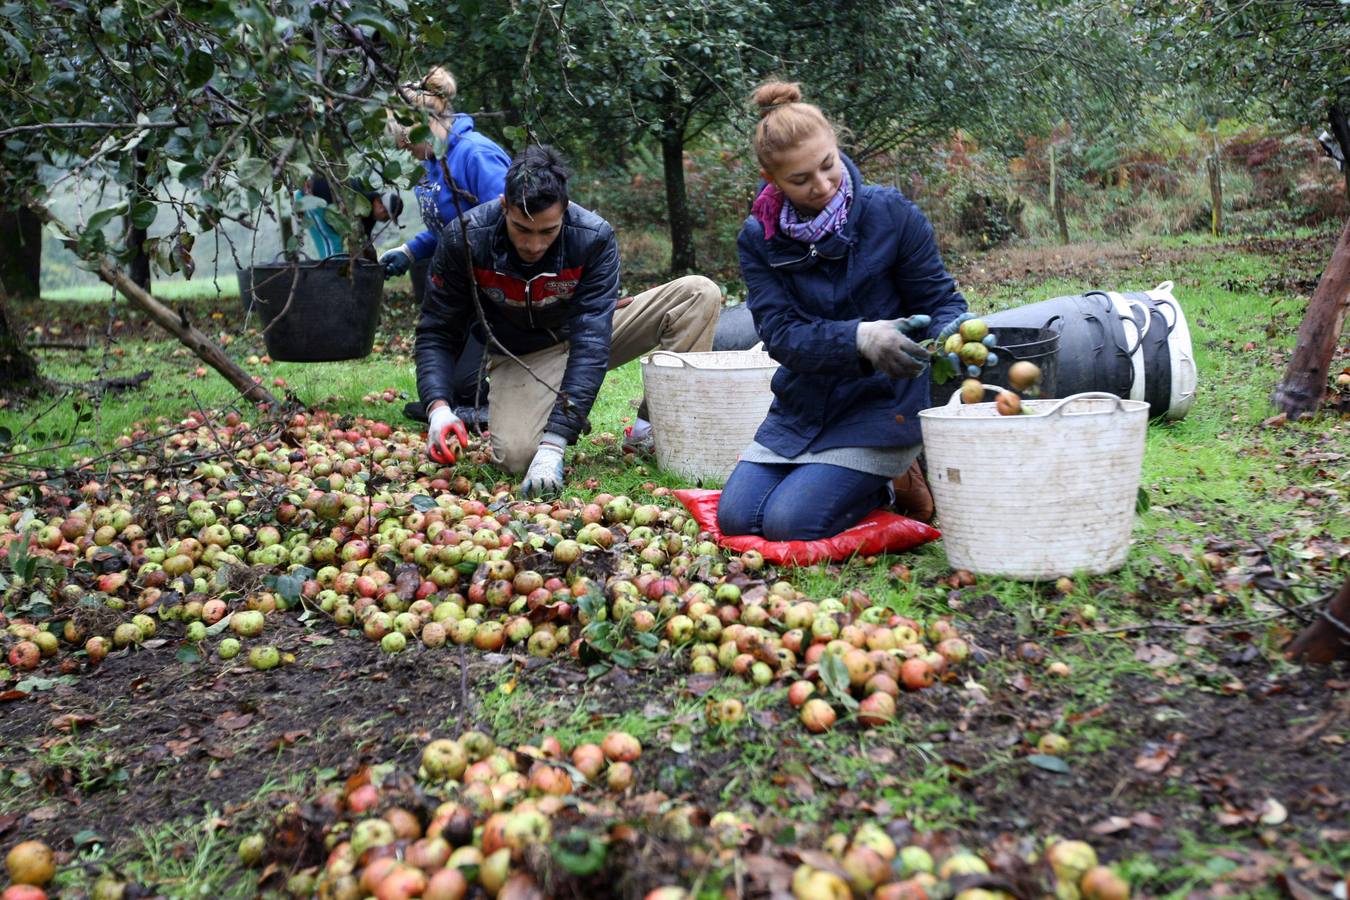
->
[717,81,967,541]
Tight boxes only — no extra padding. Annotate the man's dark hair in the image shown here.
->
[505,145,570,215]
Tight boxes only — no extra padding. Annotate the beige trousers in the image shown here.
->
[488,275,722,473]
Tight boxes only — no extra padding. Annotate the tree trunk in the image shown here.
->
[126,147,151,292]
[1271,216,1350,417]
[1285,575,1350,663]
[1050,144,1069,245]
[29,200,277,406]
[660,82,696,275]
[1206,132,1222,237]
[0,287,42,391]
[0,205,41,301]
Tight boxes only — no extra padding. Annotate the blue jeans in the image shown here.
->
[716,461,892,541]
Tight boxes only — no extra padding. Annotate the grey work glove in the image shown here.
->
[856,319,931,379]
[379,244,414,277]
[521,433,567,498]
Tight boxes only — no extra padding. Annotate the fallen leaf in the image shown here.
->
[685,674,718,696]
[215,711,254,731]
[1026,754,1070,774]
[1007,673,1033,693]
[1182,627,1209,645]
[865,746,898,765]
[1090,816,1133,835]
[808,765,845,788]
[269,730,312,751]
[166,738,200,756]
[1134,735,1182,774]
[27,806,59,822]
[1130,811,1164,829]
[50,713,98,733]
[743,853,795,892]
[1134,643,1180,668]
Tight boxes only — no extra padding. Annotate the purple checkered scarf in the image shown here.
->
[751,166,853,243]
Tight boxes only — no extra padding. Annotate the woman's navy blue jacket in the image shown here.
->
[738,155,967,454]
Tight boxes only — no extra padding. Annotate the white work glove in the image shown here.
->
[379,244,414,277]
[427,403,469,464]
[521,434,567,498]
[857,319,931,379]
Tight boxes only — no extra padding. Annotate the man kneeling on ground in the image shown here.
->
[415,144,721,496]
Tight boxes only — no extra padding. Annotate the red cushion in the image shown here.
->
[673,489,940,566]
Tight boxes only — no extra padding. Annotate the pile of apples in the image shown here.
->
[1,406,973,736]
[256,728,646,899]
[1,718,1131,899]
[221,726,1127,900]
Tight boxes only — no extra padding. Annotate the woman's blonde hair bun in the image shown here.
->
[750,80,836,168]
[752,80,802,117]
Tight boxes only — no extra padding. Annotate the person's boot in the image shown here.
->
[622,417,655,457]
[892,459,934,523]
[403,400,428,424]
[454,405,489,433]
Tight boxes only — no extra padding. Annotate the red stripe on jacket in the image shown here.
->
[471,266,584,308]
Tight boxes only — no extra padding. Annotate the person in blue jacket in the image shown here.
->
[716,81,968,541]
[379,67,511,276]
[380,67,512,422]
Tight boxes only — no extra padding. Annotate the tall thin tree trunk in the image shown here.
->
[661,124,695,274]
[1271,215,1350,417]
[660,79,696,275]
[126,146,151,292]
[0,284,42,390]
[0,206,41,301]
[1206,132,1222,237]
[1050,144,1069,245]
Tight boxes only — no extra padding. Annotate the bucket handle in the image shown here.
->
[943,383,1006,407]
[945,387,1127,415]
[644,346,767,368]
[644,350,697,368]
[1042,391,1127,417]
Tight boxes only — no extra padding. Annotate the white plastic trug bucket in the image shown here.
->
[919,390,1150,579]
[640,349,779,482]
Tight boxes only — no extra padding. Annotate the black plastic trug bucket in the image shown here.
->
[986,293,1135,399]
[242,258,385,362]
[929,326,1059,406]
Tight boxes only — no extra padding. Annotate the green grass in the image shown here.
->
[4,229,1348,897]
